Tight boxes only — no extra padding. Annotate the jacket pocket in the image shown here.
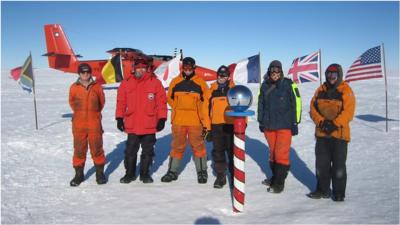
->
[175,94,197,111]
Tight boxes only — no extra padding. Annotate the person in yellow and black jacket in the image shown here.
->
[161,57,210,184]
[205,65,235,189]
[307,63,356,202]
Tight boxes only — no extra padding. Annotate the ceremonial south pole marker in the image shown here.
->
[225,85,254,213]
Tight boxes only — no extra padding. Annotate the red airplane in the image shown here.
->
[43,24,217,84]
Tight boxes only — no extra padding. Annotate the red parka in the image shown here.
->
[116,72,167,135]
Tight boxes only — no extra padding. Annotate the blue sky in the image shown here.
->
[1,1,399,76]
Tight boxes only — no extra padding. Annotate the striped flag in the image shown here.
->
[9,54,34,92]
[287,51,320,84]
[228,54,260,85]
[101,53,124,84]
[345,46,383,82]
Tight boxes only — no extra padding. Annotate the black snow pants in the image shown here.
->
[211,124,234,177]
[125,133,156,175]
[315,137,348,198]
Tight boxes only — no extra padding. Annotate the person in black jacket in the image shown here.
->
[257,60,301,193]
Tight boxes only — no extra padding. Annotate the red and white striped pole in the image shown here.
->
[232,117,247,212]
[225,84,255,213]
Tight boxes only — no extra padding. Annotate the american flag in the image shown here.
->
[288,51,319,84]
[345,46,383,82]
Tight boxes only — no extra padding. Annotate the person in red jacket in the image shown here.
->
[116,57,167,184]
[69,63,106,186]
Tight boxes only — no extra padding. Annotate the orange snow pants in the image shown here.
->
[264,129,292,166]
[170,125,206,160]
[72,131,106,168]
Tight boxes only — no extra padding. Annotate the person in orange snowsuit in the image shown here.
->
[69,63,106,186]
[161,57,210,184]
[307,64,356,202]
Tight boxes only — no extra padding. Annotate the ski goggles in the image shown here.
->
[327,72,338,80]
[270,67,281,74]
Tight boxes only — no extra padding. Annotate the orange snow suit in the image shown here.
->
[69,79,106,167]
[167,74,209,159]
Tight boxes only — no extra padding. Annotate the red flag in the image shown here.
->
[10,66,22,81]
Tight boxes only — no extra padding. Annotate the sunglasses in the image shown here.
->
[270,67,281,74]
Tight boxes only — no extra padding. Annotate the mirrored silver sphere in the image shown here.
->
[227,85,253,112]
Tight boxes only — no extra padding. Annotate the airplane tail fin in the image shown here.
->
[43,24,79,73]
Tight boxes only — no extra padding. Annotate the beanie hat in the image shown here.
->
[78,63,92,74]
[182,57,196,67]
[217,65,230,77]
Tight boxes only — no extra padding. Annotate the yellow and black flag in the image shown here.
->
[101,54,124,84]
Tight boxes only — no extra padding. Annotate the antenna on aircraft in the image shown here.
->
[180,49,183,60]
[174,48,177,58]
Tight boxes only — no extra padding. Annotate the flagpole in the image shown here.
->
[119,49,124,78]
[319,48,322,85]
[258,51,262,83]
[31,52,39,130]
[381,43,388,132]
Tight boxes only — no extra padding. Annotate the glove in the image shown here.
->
[116,118,124,132]
[291,123,298,136]
[156,118,166,132]
[202,128,211,141]
[320,120,338,135]
[205,132,213,142]
[259,126,265,133]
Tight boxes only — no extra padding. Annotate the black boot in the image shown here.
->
[263,161,275,187]
[70,167,84,187]
[161,157,180,183]
[332,195,345,202]
[139,155,154,184]
[307,190,331,199]
[213,175,226,189]
[95,164,107,185]
[120,156,137,184]
[267,184,284,193]
[268,163,290,194]
[262,178,272,187]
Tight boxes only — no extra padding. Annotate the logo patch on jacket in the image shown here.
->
[148,93,155,100]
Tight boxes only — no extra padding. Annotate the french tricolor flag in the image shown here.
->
[229,54,261,85]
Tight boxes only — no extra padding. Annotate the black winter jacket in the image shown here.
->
[257,77,297,130]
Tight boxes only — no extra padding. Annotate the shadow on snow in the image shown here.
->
[84,133,316,192]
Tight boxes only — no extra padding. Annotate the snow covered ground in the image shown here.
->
[1,69,399,224]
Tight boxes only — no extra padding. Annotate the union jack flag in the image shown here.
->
[345,46,383,82]
[288,51,320,84]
